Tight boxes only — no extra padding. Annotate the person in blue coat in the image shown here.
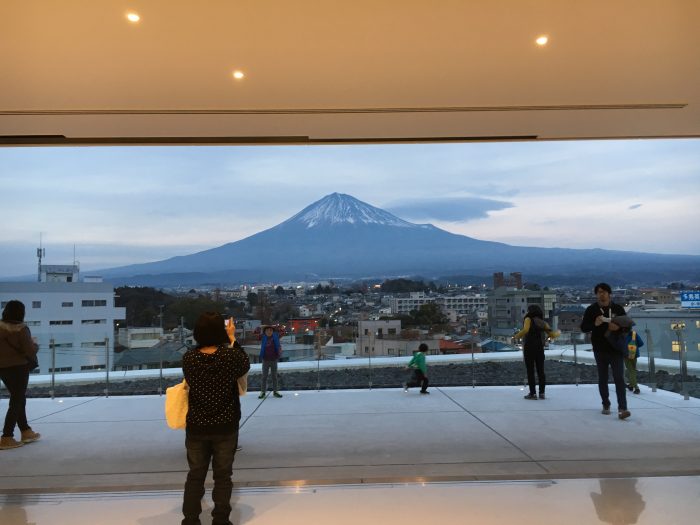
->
[259,326,283,399]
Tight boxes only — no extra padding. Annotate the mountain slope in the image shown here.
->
[99,193,700,284]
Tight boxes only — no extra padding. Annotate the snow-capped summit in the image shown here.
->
[282,193,416,229]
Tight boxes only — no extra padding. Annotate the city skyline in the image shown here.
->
[0,139,698,278]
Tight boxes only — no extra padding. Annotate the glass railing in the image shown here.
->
[4,328,697,399]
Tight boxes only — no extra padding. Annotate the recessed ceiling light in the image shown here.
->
[232,70,245,80]
[535,35,548,46]
[126,12,140,23]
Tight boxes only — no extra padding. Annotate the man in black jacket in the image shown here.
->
[581,283,631,420]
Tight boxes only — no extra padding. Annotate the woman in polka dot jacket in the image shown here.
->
[181,311,250,525]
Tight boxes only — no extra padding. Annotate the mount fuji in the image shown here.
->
[99,193,700,286]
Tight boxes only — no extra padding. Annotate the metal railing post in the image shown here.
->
[471,348,475,388]
[677,328,689,401]
[316,353,321,391]
[104,337,110,398]
[159,345,163,396]
[50,338,55,399]
[645,327,656,392]
[572,333,580,386]
[368,333,373,390]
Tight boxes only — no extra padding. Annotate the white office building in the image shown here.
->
[0,266,125,374]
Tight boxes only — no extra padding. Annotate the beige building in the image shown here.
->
[357,320,439,357]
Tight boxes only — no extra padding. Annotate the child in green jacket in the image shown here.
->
[404,343,429,394]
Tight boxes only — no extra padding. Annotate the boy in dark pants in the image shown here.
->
[259,326,283,399]
[404,343,429,394]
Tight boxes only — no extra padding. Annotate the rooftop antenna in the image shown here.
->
[37,233,45,282]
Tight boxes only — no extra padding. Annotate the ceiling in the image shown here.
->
[2,0,699,146]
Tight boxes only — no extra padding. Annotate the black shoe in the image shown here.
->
[538,393,545,399]
[626,384,633,392]
[524,394,538,400]
[273,391,283,398]
[420,390,430,394]
[633,387,640,394]
[602,406,611,415]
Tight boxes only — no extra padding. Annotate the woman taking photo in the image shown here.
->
[0,300,40,450]
[181,312,250,525]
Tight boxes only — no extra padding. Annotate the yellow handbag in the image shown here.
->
[165,380,188,430]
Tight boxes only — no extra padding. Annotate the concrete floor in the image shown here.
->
[1,385,699,524]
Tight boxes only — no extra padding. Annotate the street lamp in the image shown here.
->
[672,321,689,400]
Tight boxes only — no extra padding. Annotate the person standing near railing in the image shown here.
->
[259,325,283,399]
[0,300,41,450]
[513,304,559,400]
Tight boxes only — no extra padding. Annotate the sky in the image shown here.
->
[0,139,699,278]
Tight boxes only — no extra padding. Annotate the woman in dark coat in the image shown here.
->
[0,300,40,450]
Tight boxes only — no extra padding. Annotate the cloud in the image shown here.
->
[384,197,514,223]
[629,203,643,210]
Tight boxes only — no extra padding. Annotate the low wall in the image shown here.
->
[16,358,700,399]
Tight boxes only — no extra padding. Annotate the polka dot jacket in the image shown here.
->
[182,345,251,435]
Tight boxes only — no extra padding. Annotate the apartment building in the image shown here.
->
[434,294,488,315]
[356,319,439,357]
[390,292,435,315]
[487,288,557,342]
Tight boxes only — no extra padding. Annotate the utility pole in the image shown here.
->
[37,233,45,282]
